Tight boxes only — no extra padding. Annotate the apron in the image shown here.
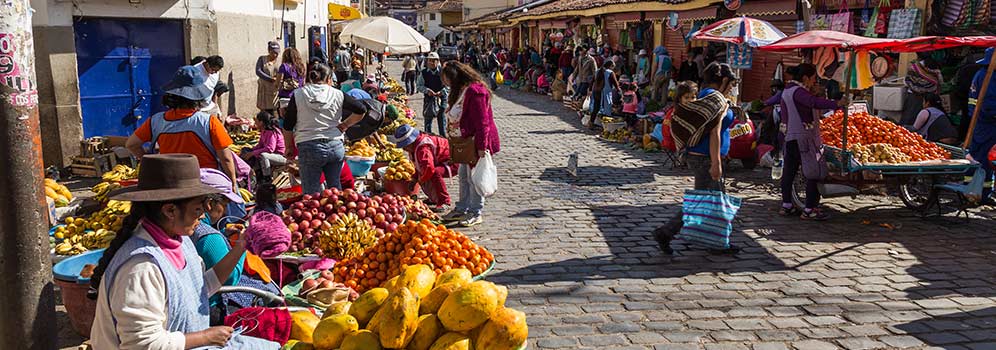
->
[783,86,829,180]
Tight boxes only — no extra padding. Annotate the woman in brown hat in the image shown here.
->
[88,154,278,349]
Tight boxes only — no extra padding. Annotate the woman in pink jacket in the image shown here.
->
[440,61,501,227]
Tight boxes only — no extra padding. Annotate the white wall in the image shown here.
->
[32,0,213,27]
[212,0,347,29]
[419,12,443,42]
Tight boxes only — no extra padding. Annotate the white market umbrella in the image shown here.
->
[339,16,431,54]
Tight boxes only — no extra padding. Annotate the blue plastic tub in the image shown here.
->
[346,156,376,177]
[53,248,105,283]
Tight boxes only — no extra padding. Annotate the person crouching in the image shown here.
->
[392,125,457,211]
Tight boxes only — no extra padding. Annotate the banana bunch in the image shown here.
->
[376,147,406,163]
[346,140,377,157]
[601,128,632,143]
[91,181,122,203]
[371,134,395,151]
[44,178,73,207]
[384,159,416,181]
[56,200,130,240]
[315,213,379,260]
[55,228,116,255]
[378,115,417,135]
[384,77,405,94]
[232,130,260,145]
[239,188,253,203]
[102,164,138,182]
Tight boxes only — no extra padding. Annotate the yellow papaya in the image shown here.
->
[349,287,389,328]
[419,283,460,315]
[340,330,382,350]
[428,332,471,350]
[437,281,500,331]
[312,314,358,350]
[475,307,528,350]
[435,268,472,287]
[376,287,419,349]
[289,310,321,343]
[406,314,442,350]
[394,264,435,299]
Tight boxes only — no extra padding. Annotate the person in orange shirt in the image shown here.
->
[126,65,238,190]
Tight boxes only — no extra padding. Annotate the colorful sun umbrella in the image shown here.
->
[691,16,787,47]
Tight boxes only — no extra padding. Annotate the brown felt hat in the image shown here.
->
[110,154,222,202]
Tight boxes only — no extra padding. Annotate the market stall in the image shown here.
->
[758,30,996,213]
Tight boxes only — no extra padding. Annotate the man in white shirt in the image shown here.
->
[192,55,224,115]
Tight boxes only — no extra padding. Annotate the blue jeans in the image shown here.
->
[454,164,485,216]
[297,139,345,195]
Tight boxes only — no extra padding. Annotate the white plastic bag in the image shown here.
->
[471,151,498,197]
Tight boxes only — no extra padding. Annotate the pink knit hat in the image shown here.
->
[245,211,291,258]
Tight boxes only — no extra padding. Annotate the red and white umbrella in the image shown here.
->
[691,16,787,47]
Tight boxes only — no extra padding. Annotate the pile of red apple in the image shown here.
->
[282,188,408,254]
[298,270,360,299]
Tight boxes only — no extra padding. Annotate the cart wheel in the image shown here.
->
[789,169,807,210]
[899,175,939,212]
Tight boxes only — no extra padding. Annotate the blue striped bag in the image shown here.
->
[679,190,742,249]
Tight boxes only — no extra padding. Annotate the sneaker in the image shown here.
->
[708,245,741,255]
[457,214,483,227]
[778,206,801,216]
[431,205,448,214]
[800,208,830,221]
[441,210,467,222]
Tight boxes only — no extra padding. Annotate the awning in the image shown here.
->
[758,31,996,52]
[678,7,716,22]
[329,3,363,20]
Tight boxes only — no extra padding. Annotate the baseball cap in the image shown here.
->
[267,41,280,51]
[427,52,440,60]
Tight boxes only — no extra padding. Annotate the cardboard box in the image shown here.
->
[873,85,905,112]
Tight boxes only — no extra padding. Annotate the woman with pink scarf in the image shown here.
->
[88,154,278,349]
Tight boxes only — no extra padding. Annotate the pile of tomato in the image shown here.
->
[820,111,950,162]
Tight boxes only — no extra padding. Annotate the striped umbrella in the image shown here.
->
[691,16,787,47]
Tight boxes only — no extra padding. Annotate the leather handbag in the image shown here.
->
[449,136,478,164]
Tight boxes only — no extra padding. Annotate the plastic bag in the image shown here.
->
[472,151,498,197]
[495,70,505,85]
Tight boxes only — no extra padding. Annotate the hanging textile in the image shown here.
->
[888,8,922,38]
[851,51,875,89]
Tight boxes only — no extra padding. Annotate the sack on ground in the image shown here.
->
[471,151,498,197]
[679,190,742,249]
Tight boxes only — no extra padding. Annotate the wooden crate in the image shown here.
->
[70,153,116,177]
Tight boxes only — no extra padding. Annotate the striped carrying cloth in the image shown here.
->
[679,190,742,249]
[670,91,729,151]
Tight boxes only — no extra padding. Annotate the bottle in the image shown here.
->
[771,158,784,180]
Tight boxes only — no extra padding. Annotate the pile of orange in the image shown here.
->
[820,111,950,162]
[332,219,494,292]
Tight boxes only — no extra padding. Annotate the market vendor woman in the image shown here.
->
[392,124,458,210]
[778,63,846,221]
[89,154,278,349]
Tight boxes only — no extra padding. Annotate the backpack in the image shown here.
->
[344,99,387,141]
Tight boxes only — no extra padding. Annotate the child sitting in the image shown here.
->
[536,72,551,95]
[551,71,567,101]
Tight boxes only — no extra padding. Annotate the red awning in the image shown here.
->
[758,30,908,51]
[760,30,996,52]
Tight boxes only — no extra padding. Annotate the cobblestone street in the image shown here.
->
[416,74,996,349]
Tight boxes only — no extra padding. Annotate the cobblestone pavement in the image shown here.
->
[417,80,996,349]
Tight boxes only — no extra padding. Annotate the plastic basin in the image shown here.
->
[345,156,376,177]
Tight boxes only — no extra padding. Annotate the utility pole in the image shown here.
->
[0,1,57,349]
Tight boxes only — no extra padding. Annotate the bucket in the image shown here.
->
[53,248,104,338]
[56,278,97,338]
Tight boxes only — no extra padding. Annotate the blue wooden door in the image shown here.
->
[74,18,185,137]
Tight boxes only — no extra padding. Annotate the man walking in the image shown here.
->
[574,48,597,101]
[333,45,352,84]
[417,52,448,136]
